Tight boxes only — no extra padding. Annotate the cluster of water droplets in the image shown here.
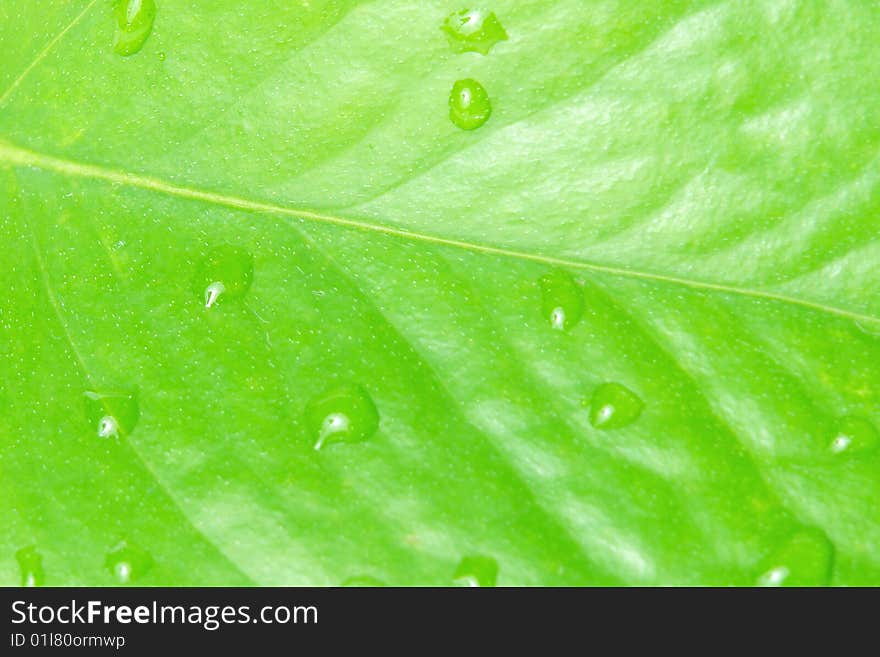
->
[15,542,152,586]
[80,2,876,587]
[443,10,507,131]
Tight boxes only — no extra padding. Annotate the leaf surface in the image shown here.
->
[1,0,879,585]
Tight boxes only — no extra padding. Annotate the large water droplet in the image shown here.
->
[441,9,508,55]
[756,528,834,587]
[829,416,879,455]
[113,0,156,56]
[305,383,379,450]
[453,555,498,587]
[193,246,254,309]
[449,79,492,130]
[105,542,153,584]
[539,270,584,331]
[588,382,644,430]
[84,389,139,438]
[15,546,45,587]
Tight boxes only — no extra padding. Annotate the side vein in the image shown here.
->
[0,0,100,107]
[28,229,257,585]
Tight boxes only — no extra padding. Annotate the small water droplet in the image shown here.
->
[113,0,156,56]
[829,416,879,455]
[84,389,139,438]
[449,79,492,130]
[193,246,254,309]
[539,270,584,331]
[453,555,498,587]
[157,51,166,61]
[756,528,833,587]
[305,383,379,450]
[341,575,386,587]
[105,542,152,584]
[441,9,508,55]
[15,546,45,587]
[588,382,644,430]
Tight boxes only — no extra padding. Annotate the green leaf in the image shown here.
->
[2,0,879,586]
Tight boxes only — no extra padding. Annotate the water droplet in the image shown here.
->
[449,79,492,131]
[157,51,166,61]
[453,555,498,587]
[756,528,833,587]
[441,9,508,55]
[829,416,879,455]
[193,246,254,309]
[105,542,153,584]
[113,0,156,56]
[539,270,584,331]
[588,382,644,430]
[341,575,386,587]
[15,546,45,587]
[305,383,379,450]
[84,389,139,438]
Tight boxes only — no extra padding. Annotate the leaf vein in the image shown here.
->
[2,137,877,327]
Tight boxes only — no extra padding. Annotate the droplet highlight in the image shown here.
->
[84,389,139,438]
[193,246,254,309]
[105,542,153,584]
[305,383,379,450]
[15,546,45,587]
[449,79,492,130]
[588,382,644,430]
[829,416,879,455]
[453,555,498,587]
[539,270,584,331]
[441,9,508,55]
[756,528,834,587]
[113,0,156,56]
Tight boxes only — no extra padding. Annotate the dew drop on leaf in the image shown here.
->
[829,416,879,455]
[539,270,584,331]
[193,246,254,309]
[113,0,156,56]
[449,79,492,130]
[15,546,45,587]
[756,528,833,587]
[105,542,153,584]
[441,9,508,55]
[84,389,140,438]
[305,383,379,450]
[588,383,644,430]
[453,554,498,587]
